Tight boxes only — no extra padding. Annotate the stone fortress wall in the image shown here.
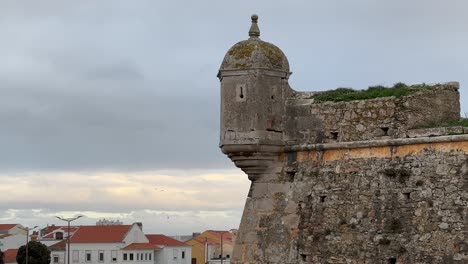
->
[286,83,460,143]
[218,15,467,264]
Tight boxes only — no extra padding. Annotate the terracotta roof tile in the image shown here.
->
[4,249,18,263]
[206,230,233,241]
[187,230,234,246]
[42,226,61,233]
[70,225,132,243]
[123,243,160,250]
[193,236,218,245]
[49,240,67,251]
[42,226,79,239]
[0,224,17,231]
[146,234,187,247]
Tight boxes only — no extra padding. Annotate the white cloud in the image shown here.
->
[0,169,250,234]
[0,170,249,211]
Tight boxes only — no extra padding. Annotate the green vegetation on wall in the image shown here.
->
[445,119,468,127]
[313,82,430,103]
[427,118,468,128]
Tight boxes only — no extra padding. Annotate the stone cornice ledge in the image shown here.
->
[285,134,468,152]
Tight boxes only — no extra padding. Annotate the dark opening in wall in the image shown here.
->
[271,95,274,99]
[330,132,339,140]
[237,85,245,100]
[320,196,327,203]
[287,152,297,165]
[388,257,397,264]
[403,192,411,200]
[286,171,296,182]
[381,127,390,136]
[300,254,307,261]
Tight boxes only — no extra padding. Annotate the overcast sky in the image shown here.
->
[1,0,467,235]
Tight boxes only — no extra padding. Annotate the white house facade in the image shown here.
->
[48,223,191,264]
[146,235,191,264]
[49,223,153,264]
[0,224,27,236]
[0,234,26,251]
[153,246,191,264]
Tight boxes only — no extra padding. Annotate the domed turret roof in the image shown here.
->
[219,15,290,72]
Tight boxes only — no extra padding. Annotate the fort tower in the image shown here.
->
[218,15,467,264]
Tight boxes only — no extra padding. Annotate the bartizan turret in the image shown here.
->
[218,14,466,264]
[218,15,292,180]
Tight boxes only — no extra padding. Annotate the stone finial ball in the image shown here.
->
[251,14,258,21]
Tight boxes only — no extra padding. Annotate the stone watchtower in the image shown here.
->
[218,14,292,180]
[219,15,467,264]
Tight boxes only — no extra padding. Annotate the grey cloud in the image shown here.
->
[0,0,467,173]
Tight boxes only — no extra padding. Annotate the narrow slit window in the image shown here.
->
[236,84,247,101]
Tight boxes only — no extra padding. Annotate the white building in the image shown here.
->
[146,234,191,264]
[49,223,151,264]
[0,224,28,264]
[0,234,26,252]
[0,224,27,236]
[48,223,191,264]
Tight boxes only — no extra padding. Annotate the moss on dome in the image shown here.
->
[221,39,289,71]
[228,41,256,59]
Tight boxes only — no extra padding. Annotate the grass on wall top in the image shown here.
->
[313,82,430,103]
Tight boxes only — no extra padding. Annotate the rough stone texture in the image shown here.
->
[285,84,461,144]
[292,146,468,264]
[218,15,467,264]
[230,143,468,264]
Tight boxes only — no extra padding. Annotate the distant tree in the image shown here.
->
[16,241,50,264]
[1,250,5,264]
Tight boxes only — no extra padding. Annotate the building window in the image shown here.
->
[98,251,104,262]
[55,232,63,240]
[85,251,91,262]
[149,253,152,261]
[73,250,79,263]
[53,255,59,263]
[182,250,185,259]
[227,254,230,258]
[137,253,139,261]
[129,253,134,261]
[123,253,127,261]
[111,251,117,262]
